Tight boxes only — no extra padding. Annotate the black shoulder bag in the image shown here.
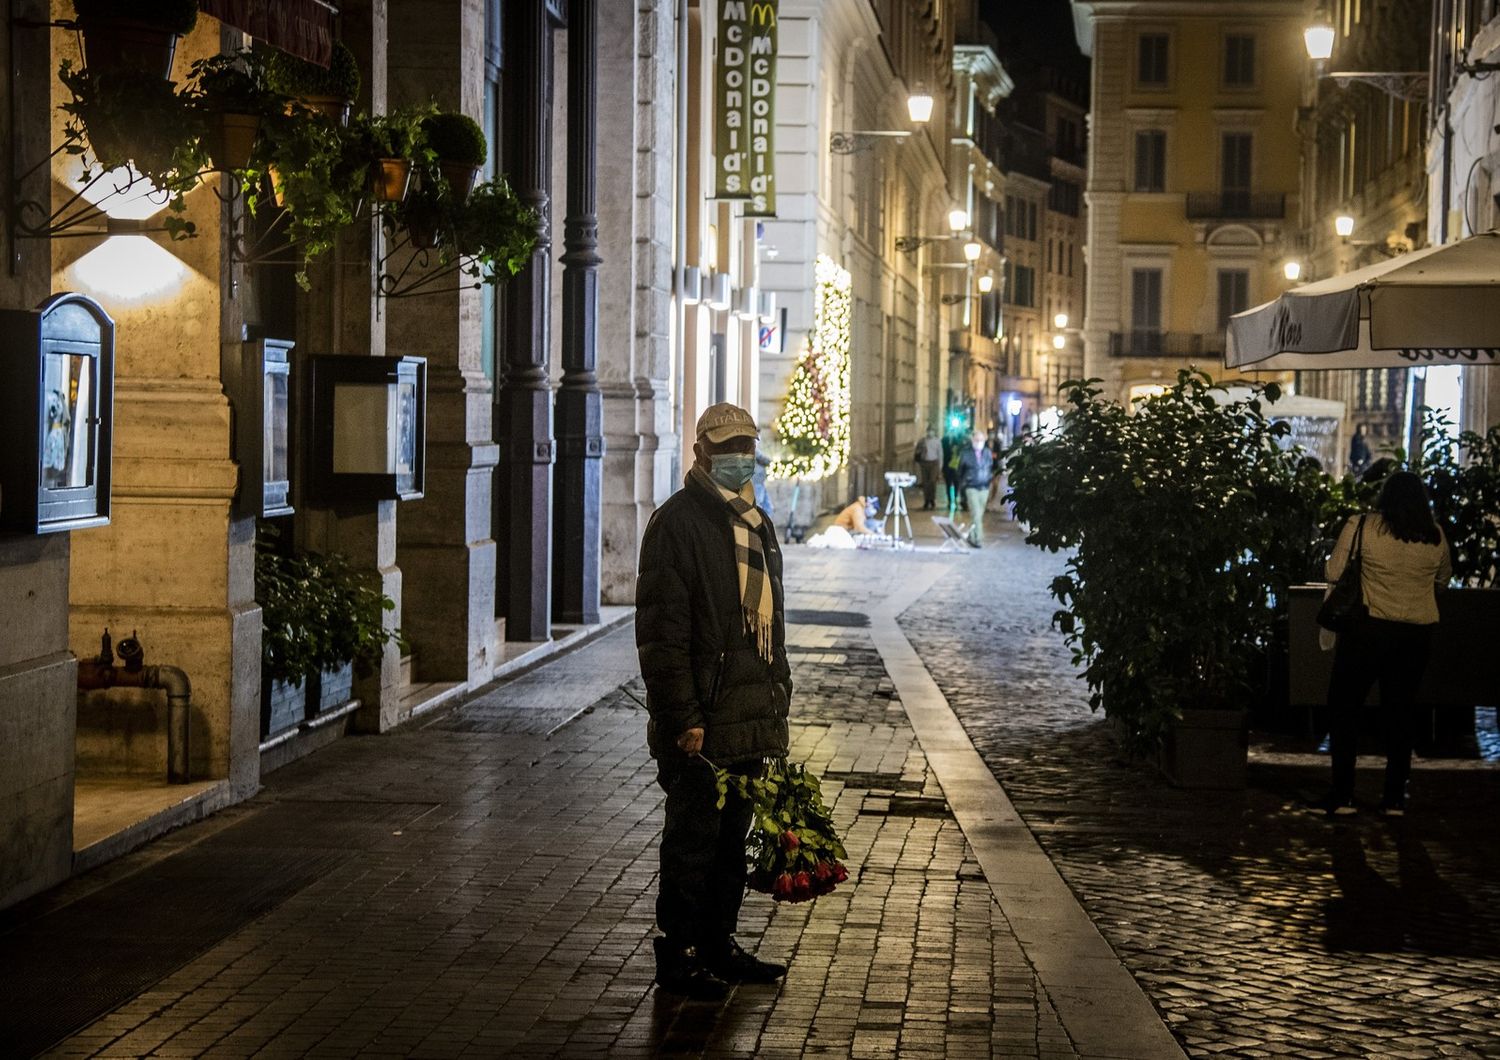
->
[1316,515,1368,633]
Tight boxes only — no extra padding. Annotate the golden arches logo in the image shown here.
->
[750,2,776,27]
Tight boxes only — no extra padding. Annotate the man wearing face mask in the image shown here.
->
[636,402,793,999]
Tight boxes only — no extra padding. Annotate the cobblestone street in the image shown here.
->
[901,521,1500,1059]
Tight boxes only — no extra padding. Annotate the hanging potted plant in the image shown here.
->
[58,61,208,239]
[420,111,487,204]
[266,40,361,126]
[256,108,368,287]
[447,177,538,282]
[71,0,198,81]
[186,51,286,174]
[355,106,434,204]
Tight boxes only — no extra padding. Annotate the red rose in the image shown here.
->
[782,830,800,850]
[793,871,812,897]
[772,872,794,899]
[814,861,832,882]
[832,861,849,883]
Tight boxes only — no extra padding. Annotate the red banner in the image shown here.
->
[199,0,336,67]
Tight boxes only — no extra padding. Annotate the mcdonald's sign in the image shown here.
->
[714,0,778,215]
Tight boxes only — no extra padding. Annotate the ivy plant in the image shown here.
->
[1004,370,1322,752]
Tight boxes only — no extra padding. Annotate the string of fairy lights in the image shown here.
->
[770,254,852,481]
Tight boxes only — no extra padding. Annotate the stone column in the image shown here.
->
[553,0,603,624]
[497,0,557,641]
[385,0,499,685]
[0,0,76,908]
[294,0,405,731]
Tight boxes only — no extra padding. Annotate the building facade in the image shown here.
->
[1071,0,1304,404]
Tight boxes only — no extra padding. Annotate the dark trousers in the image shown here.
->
[656,756,759,953]
[1327,615,1435,802]
[917,460,939,508]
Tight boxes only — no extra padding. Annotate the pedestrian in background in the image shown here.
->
[957,429,995,547]
[942,432,962,512]
[752,449,774,523]
[1319,471,1452,817]
[914,428,943,510]
[636,402,793,998]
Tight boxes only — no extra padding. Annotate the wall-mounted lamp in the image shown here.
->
[947,208,970,232]
[1283,260,1303,281]
[1053,312,1069,329]
[962,240,983,263]
[680,265,703,304]
[705,271,732,311]
[733,286,758,320]
[1303,14,1334,60]
[978,273,994,294]
[1052,334,1067,350]
[830,90,934,154]
[1334,214,1356,238]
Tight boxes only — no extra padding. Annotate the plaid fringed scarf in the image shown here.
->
[690,465,775,663]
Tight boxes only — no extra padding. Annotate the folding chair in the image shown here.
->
[931,516,974,553]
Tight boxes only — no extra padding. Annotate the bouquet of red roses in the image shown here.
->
[714,758,850,903]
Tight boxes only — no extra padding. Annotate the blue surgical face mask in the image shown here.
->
[709,453,756,490]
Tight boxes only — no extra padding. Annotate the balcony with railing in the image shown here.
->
[1184,192,1287,220]
[1109,331,1225,358]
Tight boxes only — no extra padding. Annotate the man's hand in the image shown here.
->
[676,726,705,755]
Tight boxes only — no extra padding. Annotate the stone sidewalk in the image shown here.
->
[2,536,1175,1058]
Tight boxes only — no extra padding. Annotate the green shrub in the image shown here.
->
[421,111,486,165]
[266,40,361,103]
[1004,370,1321,751]
[450,177,536,280]
[256,534,398,686]
[73,0,198,35]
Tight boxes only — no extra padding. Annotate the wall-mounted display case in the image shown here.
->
[0,293,115,534]
[309,355,426,502]
[226,337,294,518]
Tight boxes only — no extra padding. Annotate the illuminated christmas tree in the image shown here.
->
[770,255,851,481]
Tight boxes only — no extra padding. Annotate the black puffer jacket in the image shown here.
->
[636,475,792,764]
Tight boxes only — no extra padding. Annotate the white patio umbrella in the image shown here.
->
[1225,230,1500,371]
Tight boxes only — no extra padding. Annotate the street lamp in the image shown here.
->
[1334,214,1356,238]
[947,208,970,232]
[1053,312,1069,329]
[831,90,934,154]
[1303,13,1334,60]
[1052,334,1066,349]
[1283,260,1303,281]
[978,273,994,294]
[962,240,982,263]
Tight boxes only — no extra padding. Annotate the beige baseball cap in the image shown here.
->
[695,402,759,443]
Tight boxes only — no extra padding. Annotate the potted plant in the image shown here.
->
[255,110,368,287]
[354,106,434,204]
[420,111,487,203]
[58,61,207,239]
[71,0,198,81]
[266,40,361,125]
[1004,371,1320,787]
[256,533,399,735]
[447,177,538,282]
[186,51,286,174]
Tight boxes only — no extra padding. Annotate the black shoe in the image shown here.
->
[703,939,787,984]
[1309,792,1357,817]
[653,939,729,1000]
[1378,798,1406,817]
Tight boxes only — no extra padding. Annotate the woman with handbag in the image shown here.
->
[1318,471,1452,816]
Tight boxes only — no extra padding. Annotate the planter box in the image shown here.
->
[1289,586,1500,708]
[311,662,354,716]
[1159,708,1248,790]
[261,677,306,740]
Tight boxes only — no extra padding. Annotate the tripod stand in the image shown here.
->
[883,473,915,543]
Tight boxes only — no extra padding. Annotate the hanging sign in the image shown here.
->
[199,0,336,66]
[714,0,778,214]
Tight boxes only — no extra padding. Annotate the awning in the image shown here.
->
[1225,230,1500,371]
[200,0,337,67]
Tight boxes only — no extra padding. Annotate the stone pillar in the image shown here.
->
[386,0,498,685]
[294,0,405,731]
[553,0,603,625]
[0,0,76,909]
[63,22,260,797]
[497,0,557,641]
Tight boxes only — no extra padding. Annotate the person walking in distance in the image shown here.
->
[636,402,793,998]
[1320,471,1452,816]
[914,428,943,510]
[957,429,996,547]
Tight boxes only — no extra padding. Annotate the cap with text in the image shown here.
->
[695,402,759,443]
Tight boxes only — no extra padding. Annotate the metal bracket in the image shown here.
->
[1325,71,1428,102]
[829,131,911,155]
